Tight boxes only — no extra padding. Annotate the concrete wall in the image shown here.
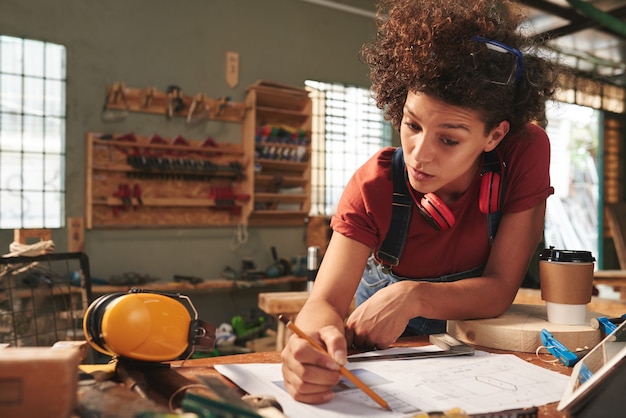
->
[0,0,376,291]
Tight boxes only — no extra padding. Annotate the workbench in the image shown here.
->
[593,269,626,300]
[93,275,307,326]
[74,336,573,418]
[258,287,626,351]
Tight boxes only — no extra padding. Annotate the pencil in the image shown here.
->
[278,315,392,411]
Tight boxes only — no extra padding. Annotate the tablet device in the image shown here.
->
[557,320,626,418]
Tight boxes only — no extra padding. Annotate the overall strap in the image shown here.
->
[376,147,412,272]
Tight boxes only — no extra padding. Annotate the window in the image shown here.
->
[0,35,66,229]
[305,81,392,215]
[544,101,600,256]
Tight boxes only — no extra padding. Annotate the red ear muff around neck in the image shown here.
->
[479,171,502,214]
[417,193,455,230]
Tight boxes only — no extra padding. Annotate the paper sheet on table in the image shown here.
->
[215,348,570,418]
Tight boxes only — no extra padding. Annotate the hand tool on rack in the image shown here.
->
[141,86,157,108]
[112,183,132,215]
[147,133,169,157]
[132,184,143,206]
[114,132,140,157]
[171,134,190,157]
[215,96,232,117]
[186,93,210,124]
[166,85,185,119]
[101,82,128,122]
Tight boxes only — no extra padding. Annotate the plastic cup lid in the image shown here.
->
[539,247,595,263]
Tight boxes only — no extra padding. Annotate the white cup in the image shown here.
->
[539,248,595,325]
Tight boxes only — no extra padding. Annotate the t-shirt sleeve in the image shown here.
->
[330,148,395,250]
[502,123,555,214]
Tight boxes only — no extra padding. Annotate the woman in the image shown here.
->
[282,0,559,404]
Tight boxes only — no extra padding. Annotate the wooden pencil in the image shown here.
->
[278,315,392,411]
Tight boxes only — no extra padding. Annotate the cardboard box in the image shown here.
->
[0,347,80,418]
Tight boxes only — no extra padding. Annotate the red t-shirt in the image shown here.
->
[331,123,554,279]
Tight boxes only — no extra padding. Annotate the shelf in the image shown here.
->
[254,193,307,203]
[248,211,311,226]
[256,159,309,172]
[104,83,248,123]
[244,81,312,226]
[91,275,306,295]
[255,174,307,188]
[93,196,249,208]
[256,107,310,126]
[91,137,244,157]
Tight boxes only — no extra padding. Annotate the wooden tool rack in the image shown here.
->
[243,81,313,226]
[90,81,313,228]
[86,132,252,228]
[103,83,247,123]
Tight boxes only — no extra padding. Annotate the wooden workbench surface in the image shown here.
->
[170,336,571,418]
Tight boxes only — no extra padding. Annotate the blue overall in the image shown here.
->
[355,147,502,335]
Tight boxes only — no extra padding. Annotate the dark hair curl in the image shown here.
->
[360,0,560,136]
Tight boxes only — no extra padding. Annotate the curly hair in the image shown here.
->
[360,0,560,136]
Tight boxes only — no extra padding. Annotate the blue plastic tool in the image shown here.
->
[589,314,626,335]
[540,329,589,367]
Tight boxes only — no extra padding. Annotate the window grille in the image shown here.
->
[0,35,66,229]
[555,72,625,114]
[305,81,392,216]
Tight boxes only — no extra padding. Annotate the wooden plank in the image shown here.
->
[13,229,51,244]
[258,291,309,315]
[448,304,603,353]
[606,203,626,269]
[67,217,84,252]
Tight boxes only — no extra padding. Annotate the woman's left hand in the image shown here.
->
[345,282,414,348]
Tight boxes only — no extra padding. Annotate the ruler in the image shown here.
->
[348,333,474,362]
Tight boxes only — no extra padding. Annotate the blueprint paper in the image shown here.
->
[215,349,569,418]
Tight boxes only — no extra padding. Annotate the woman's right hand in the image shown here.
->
[280,324,348,404]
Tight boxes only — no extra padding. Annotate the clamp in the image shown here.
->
[590,314,626,336]
[540,329,589,367]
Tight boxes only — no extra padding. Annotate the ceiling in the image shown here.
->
[300,0,626,87]
[518,0,626,87]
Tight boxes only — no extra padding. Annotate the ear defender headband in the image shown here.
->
[414,151,505,231]
[417,193,455,230]
[83,288,216,362]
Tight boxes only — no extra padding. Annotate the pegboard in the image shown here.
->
[86,132,253,228]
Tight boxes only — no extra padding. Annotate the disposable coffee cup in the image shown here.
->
[539,248,595,325]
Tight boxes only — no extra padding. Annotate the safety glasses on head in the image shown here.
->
[471,36,523,86]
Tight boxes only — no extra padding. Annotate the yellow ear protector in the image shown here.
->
[83,288,216,362]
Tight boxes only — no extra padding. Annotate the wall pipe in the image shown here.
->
[298,0,376,19]
[566,0,626,38]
